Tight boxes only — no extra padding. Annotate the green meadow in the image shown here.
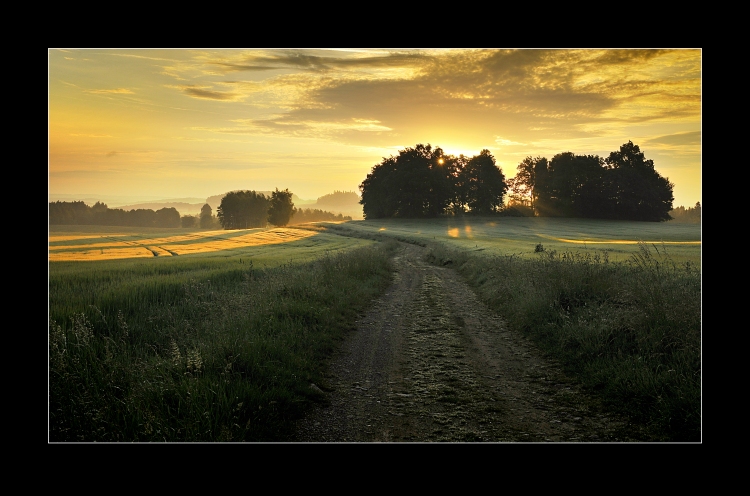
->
[48,218,701,441]
[49,224,391,441]
[330,217,701,267]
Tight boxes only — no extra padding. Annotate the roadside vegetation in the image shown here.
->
[49,226,395,441]
[424,240,700,441]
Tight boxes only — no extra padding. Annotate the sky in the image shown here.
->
[48,49,701,207]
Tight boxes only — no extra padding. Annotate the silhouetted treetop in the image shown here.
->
[268,188,295,227]
[359,144,507,219]
[509,141,674,221]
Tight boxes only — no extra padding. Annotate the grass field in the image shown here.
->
[329,217,701,267]
[49,223,393,441]
[48,217,701,441]
[49,223,375,331]
[49,223,355,262]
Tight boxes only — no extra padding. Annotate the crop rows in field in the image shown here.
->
[48,227,321,261]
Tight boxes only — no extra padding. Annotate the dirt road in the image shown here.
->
[292,242,649,442]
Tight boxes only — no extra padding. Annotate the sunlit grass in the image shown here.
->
[51,247,158,261]
[50,226,322,261]
[329,217,701,267]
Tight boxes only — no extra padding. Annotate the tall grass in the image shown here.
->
[49,241,397,442]
[426,241,701,441]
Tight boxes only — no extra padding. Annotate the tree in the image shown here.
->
[509,156,547,212]
[155,207,181,228]
[268,188,295,227]
[461,150,507,215]
[181,215,197,228]
[359,144,459,219]
[217,191,270,229]
[543,152,605,217]
[360,155,399,219]
[604,141,674,221]
[200,204,213,228]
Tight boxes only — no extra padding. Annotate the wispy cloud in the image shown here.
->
[86,88,134,95]
[170,84,243,101]
[207,50,431,73]
[495,137,526,147]
[645,131,701,147]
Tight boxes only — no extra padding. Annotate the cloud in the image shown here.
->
[645,131,701,146]
[234,51,622,146]
[209,50,431,73]
[495,137,526,146]
[86,88,134,94]
[594,49,669,65]
[193,117,393,144]
[153,49,700,149]
[176,85,243,101]
[106,151,117,157]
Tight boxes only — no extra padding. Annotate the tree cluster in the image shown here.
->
[289,208,352,224]
[359,144,507,219]
[668,202,701,223]
[508,141,674,221]
[49,201,181,227]
[217,189,295,229]
[315,191,360,209]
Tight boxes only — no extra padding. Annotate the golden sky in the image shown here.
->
[48,49,701,207]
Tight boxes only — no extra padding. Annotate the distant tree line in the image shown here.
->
[49,201,181,227]
[360,141,675,221]
[668,202,701,223]
[315,190,360,209]
[289,208,352,224]
[49,190,351,230]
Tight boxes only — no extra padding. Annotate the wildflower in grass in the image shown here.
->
[186,347,203,375]
[116,310,129,341]
[49,319,67,370]
[170,339,182,368]
[71,313,94,346]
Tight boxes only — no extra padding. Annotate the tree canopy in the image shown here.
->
[268,188,295,227]
[508,141,674,221]
[200,204,213,228]
[603,141,674,221]
[359,144,507,219]
[462,150,507,215]
[217,191,270,229]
